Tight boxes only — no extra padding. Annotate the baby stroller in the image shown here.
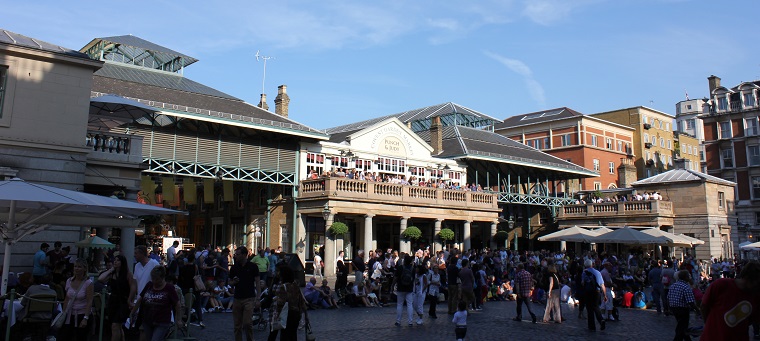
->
[252,287,272,331]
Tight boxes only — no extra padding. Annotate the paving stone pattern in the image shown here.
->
[187,299,702,341]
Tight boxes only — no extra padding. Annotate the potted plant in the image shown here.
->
[494,230,508,242]
[402,226,422,240]
[328,221,348,236]
[438,228,455,242]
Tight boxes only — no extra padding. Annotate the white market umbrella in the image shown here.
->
[641,228,699,247]
[741,241,760,250]
[0,178,184,294]
[75,236,115,250]
[538,225,600,243]
[677,234,705,246]
[593,226,669,244]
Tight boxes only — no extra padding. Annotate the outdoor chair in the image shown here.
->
[17,293,57,341]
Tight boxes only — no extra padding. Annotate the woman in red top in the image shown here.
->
[131,266,182,341]
[701,261,760,341]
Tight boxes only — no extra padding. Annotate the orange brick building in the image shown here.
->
[494,108,635,192]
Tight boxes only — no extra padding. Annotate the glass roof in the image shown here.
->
[81,35,198,73]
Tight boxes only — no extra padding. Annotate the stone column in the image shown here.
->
[364,214,374,262]
[324,212,336,276]
[463,221,472,251]
[295,214,307,267]
[121,227,136,269]
[434,219,443,254]
[489,221,498,250]
[400,217,410,254]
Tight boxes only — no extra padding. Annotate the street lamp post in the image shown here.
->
[508,216,516,251]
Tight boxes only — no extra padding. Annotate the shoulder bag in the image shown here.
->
[193,266,206,292]
[51,278,88,330]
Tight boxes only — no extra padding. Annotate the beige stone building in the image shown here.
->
[592,106,679,179]
[0,29,103,268]
[558,159,736,260]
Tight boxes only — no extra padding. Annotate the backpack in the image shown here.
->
[400,265,414,287]
[582,270,598,293]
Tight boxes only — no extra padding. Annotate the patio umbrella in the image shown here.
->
[89,94,160,130]
[640,228,698,247]
[676,234,705,246]
[75,236,115,249]
[593,226,669,244]
[0,178,184,294]
[741,241,760,250]
[538,225,600,243]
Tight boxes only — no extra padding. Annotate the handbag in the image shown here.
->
[271,283,289,331]
[51,278,88,329]
[193,274,206,292]
[437,293,446,303]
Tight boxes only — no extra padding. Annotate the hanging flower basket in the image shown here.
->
[438,228,455,242]
[328,222,349,236]
[402,226,422,240]
[494,230,508,242]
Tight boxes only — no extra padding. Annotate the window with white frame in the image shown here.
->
[334,156,350,169]
[686,119,695,130]
[746,117,759,136]
[305,152,326,176]
[525,139,535,148]
[606,138,613,150]
[665,123,670,130]
[356,159,373,172]
[721,148,733,168]
[718,97,728,111]
[688,145,693,155]
[617,141,622,151]
[667,140,672,149]
[718,191,725,210]
[642,116,648,124]
[745,93,756,107]
[660,137,665,148]
[644,133,649,143]
[646,151,651,160]
[542,137,550,149]
[0,66,6,120]
[594,182,602,190]
[593,159,600,171]
[409,166,425,177]
[720,121,732,139]
[377,157,405,174]
[754,177,760,199]
[449,171,462,183]
[561,134,572,146]
[659,120,663,129]
[591,135,598,147]
[748,145,760,166]
[609,161,615,174]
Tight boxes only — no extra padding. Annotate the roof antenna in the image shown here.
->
[255,50,274,96]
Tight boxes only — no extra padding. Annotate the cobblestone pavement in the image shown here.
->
[187,298,700,341]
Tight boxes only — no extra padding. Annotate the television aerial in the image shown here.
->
[255,50,274,96]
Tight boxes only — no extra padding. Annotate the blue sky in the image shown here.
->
[4,0,759,130]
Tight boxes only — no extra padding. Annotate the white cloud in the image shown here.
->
[484,51,546,107]
[521,0,601,26]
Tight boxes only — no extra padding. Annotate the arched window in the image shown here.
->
[607,183,617,189]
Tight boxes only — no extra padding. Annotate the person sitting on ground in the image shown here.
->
[318,279,339,308]
[353,281,372,307]
[213,278,233,312]
[304,277,330,309]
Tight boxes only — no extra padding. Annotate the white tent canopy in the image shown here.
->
[640,228,704,247]
[538,225,600,243]
[593,226,669,244]
[741,241,760,250]
[0,178,183,294]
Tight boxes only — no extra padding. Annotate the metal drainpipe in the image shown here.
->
[265,198,272,252]
[291,148,301,253]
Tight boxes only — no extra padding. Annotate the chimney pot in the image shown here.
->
[708,75,721,94]
[275,85,290,118]
[258,93,269,111]
[429,116,443,155]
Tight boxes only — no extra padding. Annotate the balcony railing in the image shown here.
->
[85,131,144,164]
[559,200,673,218]
[299,178,498,210]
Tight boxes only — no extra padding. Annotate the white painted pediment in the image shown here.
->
[347,117,433,159]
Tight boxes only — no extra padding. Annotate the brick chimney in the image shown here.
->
[429,115,443,155]
[258,93,269,111]
[708,75,721,94]
[275,85,290,118]
[617,157,637,188]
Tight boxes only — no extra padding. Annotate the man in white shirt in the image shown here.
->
[166,240,179,264]
[132,245,159,302]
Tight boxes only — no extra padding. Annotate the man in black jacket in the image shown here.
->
[394,255,416,326]
[353,250,366,281]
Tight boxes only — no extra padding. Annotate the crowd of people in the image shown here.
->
[308,167,493,192]
[6,239,760,341]
[577,191,664,204]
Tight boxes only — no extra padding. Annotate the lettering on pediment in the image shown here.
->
[369,125,415,157]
